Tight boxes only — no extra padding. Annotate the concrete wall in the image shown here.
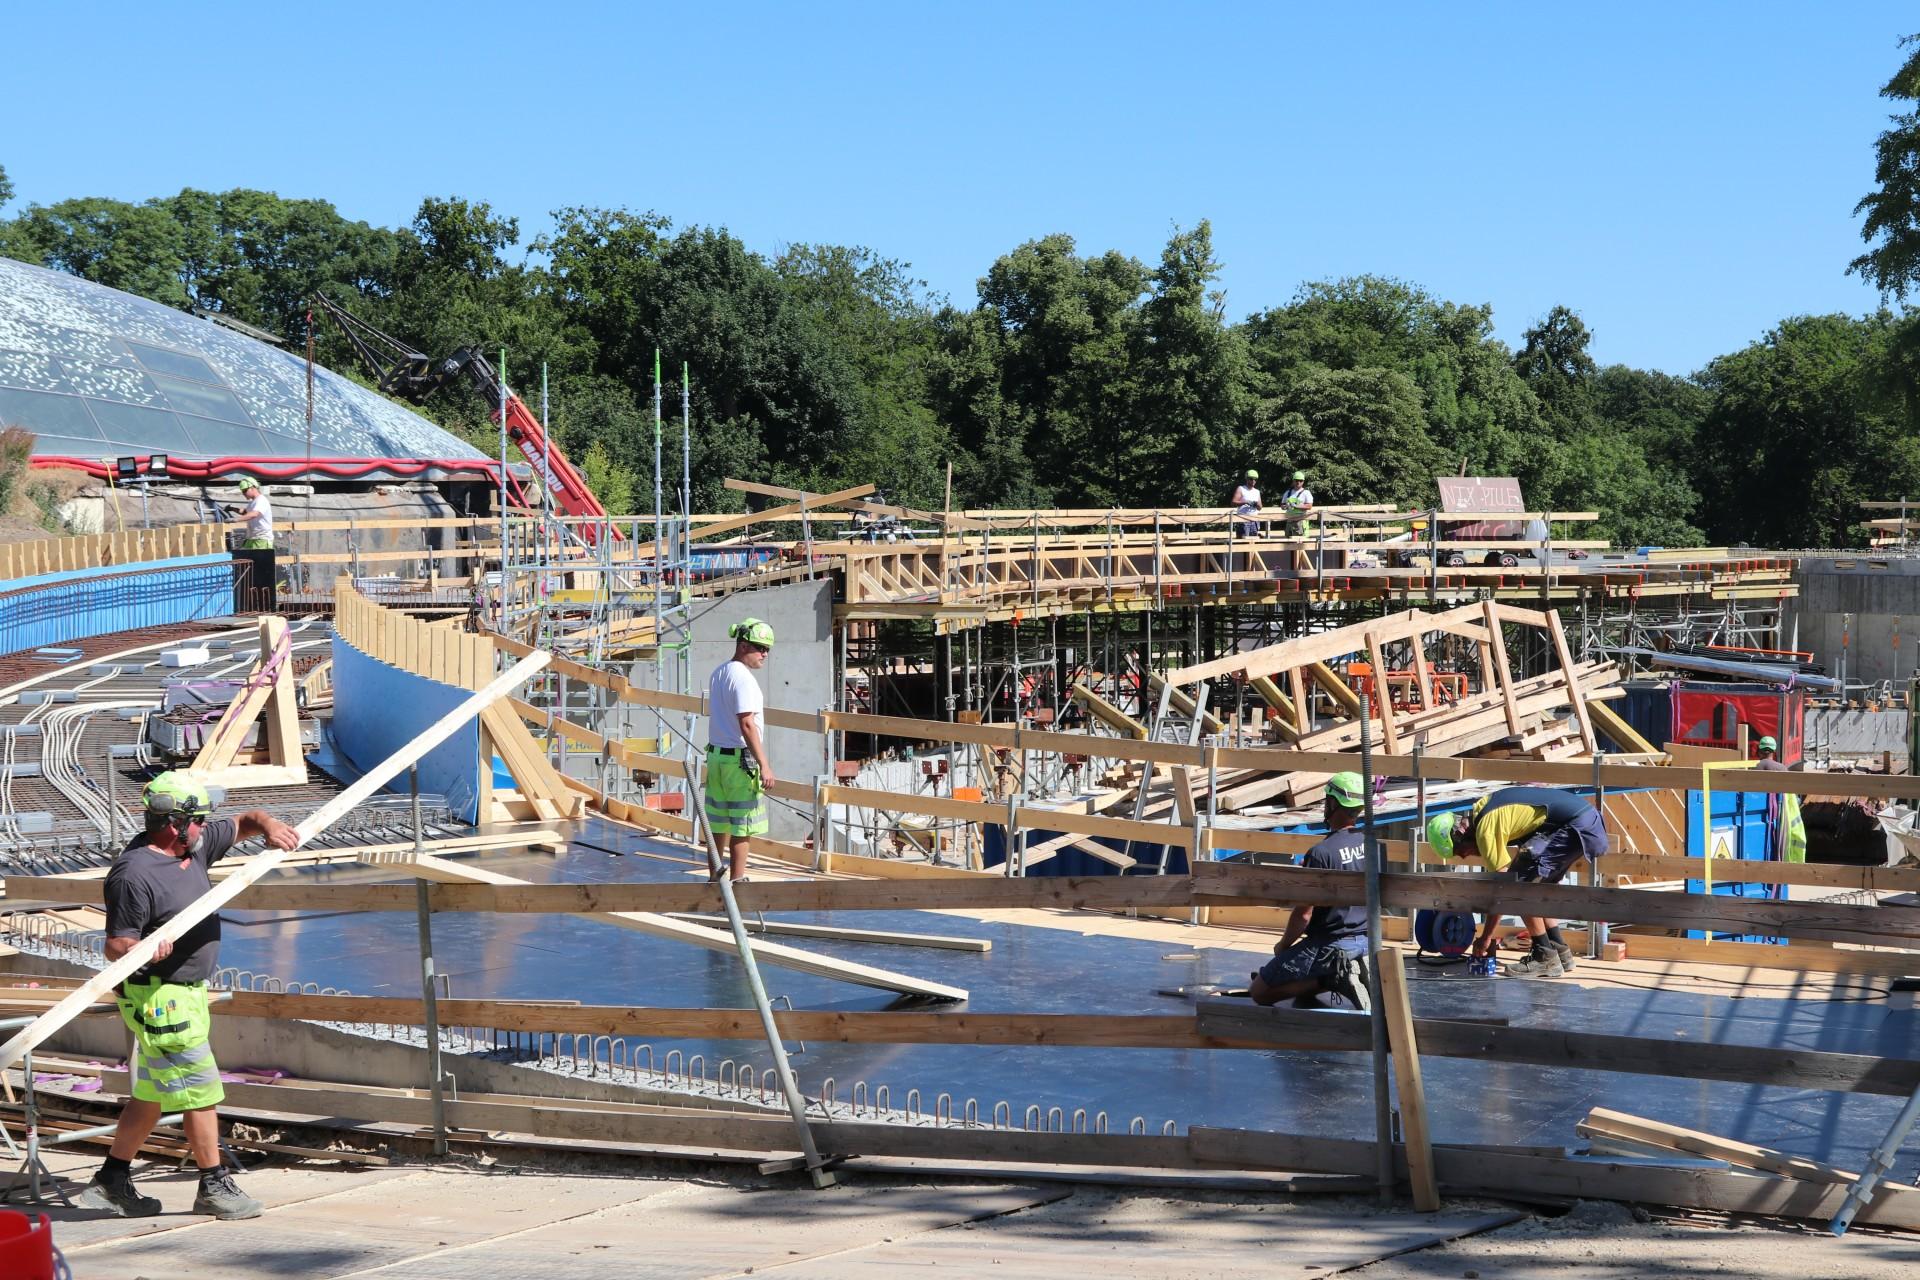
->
[630,579,834,841]
[1807,706,1911,767]
[1788,557,1920,691]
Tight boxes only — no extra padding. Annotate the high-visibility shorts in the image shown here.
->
[240,537,273,550]
[705,749,768,838]
[119,979,224,1113]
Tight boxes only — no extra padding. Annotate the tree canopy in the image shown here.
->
[9,48,1920,555]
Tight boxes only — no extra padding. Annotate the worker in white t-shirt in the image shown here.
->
[705,619,777,882]
[224,476,274,549]
[1280,470,1314,535]
[1232,469,1262,538]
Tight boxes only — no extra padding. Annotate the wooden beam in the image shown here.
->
[0,647,554,1072]
[1195,1001,1920,1098]
[1364,630,1400,753]
[1480,599,1522,734]
[217,993,1256,1047]
[1546,609,1597,752]
[1307,662,1364,719]
[693,483,876,541]
[1379,957,1439,1210]
[1603,854,1920,893]
[1588,698,1659,755]
[1576,1108,1917,1197]
[1192,862,1920,949]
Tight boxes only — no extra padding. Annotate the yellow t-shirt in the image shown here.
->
[1468,801,1550,872]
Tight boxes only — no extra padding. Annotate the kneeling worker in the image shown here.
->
[706,618,777,883]
[1427,785,1608,977]
[1249,771,1372,1010]
[77,772,301,1219]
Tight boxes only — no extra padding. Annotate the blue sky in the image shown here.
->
[4,3,1912,373]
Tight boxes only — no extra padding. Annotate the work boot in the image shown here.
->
[193,1170,264,1220]
[1505,950,1565,978]
[1550,941,1578,972]
[75,1168,161,1217]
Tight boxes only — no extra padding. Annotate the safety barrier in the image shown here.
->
[0,555,237,658]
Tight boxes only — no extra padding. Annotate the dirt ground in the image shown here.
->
[22,1134,1920,1280]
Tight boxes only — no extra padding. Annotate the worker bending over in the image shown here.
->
[1249,771,1372,1010]
[706,618,778,882]
[1428,785,1608,978]
[78,773,300,1220]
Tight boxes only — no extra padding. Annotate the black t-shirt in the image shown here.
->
[102,817,239,985]
[1300,827,1367,944]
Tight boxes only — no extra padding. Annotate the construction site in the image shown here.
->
[4,248,1920,1278]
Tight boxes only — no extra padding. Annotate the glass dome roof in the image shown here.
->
[0,257,488,466]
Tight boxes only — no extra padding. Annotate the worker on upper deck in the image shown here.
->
[1231,470,1262,538]
[1280,470,1314,534]
[1428,785,1608,978]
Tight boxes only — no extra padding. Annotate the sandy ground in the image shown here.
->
[16,1134,1918,1280]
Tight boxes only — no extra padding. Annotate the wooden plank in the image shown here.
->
[1612,932,1920,977]
[1194,1002,1920,1098]
[1589,698,1659,755]
[1604,854,1920,893]
[1307,662,1364,719]
[1577,1107,1917,1195]
[1379,957,1439,1210]
[1364,630,1400,753]
[0,647,554,1073]
[405,853,968,1002]
[6,872,1193,916]
[692,483,876,541]
[1069,683,1147,739]
[1188,1128,1920,1230]
[1481,599,1522,734]
[217,993,1252,1047]
[1191,862,1920,948]
[1546,609,1597,752]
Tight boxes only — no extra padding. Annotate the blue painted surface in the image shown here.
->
[0,554,233,656]
[1685,784,1785,943]
[329,633,482,823]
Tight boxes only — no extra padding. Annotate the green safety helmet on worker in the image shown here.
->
[143,771,213,819]
[1757,735,1778,752]
[1244,469,1259,480]
[1426,812,1460,859]
[730,618,775,649]
[1292,470,1306,481]
[1325,771,1367,809]
[234,474,259,493]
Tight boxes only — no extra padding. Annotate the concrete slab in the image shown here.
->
[360,1180,1066,1279]
[764,1192,1522,1280]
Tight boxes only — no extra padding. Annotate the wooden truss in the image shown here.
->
[187,614,307,790]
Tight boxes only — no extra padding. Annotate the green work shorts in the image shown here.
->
[240,537,273,550]
[118,979,224,1113]
[706,749,768,838]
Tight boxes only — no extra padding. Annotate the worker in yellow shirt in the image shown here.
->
[1426,786,1609,977]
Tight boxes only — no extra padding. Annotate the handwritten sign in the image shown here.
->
[1435,477,1526,540]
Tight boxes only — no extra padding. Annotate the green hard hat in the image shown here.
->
[1757,735,1778,752]
[730,617,775,648]
[1426,813,1458,859]
[234,474,259,492]
[1326,771,1366,809]
[143,771,212,817]
[1244,469,1259,480]
[1292,470,1307,481]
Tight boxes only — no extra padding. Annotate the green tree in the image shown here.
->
[0,164,13,211]
[1696,312,1920,546]
[1851,34,1920,299]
